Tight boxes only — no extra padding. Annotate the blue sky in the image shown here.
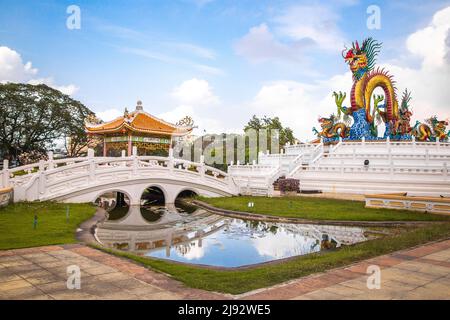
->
[1,0,450,140]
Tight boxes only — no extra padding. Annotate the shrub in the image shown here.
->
[279,178,299,193]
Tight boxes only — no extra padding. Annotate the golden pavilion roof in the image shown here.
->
[85,102,192,136]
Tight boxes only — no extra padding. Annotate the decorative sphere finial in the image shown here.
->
[136,100,143,111]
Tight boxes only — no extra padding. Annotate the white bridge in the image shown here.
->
[1,147,238,205]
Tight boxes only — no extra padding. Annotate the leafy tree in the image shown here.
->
[0,83,95,162]
[244,115,296,152]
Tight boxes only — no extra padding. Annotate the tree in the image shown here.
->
[0,83,95,162]
[244,115,296,152]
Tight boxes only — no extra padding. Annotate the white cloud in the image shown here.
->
[234,24,303,63]
[0,46,78,95]
[383,6,450,120]
[406,6,450,68]
[171,78,219,106]
[166,42,216,60]
[157,78,233,134]
[120,46,224,75]
[96,108,123,122]
[0,46,37,82]
[28,77,79,96]
[235,4,345,63]
[272,5,345,52]
[250,74,352,142]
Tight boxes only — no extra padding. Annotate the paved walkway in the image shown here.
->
[240,239,450,300]
[1,240,449,300]
[0,244,227,300]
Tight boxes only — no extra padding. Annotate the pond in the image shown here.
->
[96,202,370,268]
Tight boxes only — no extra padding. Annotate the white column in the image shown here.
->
[38,160,46,195]
[199,155,205,179]
[132,146,138,174]
[47,151,54,170]
[88,148,95,183]
[443,162,448,179]
[2,159,9,188]
[168,148,174,173]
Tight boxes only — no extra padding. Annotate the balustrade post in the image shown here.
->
[87,148,95,183]
[47,151,54,170]
[199,155,205,179]
[121,150,126,158]
[132,146,138,174]
[38,160,46,194]
[362,136,365,146]
[2,159,9,188]
[443,162,448,178]
[436,139,440,149]
[168,148,174,172]
[412,135,416,149]
[390,158,394,177]
[425,149,429,166]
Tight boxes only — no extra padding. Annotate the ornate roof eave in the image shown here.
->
[85,121,192,136]
[85,109,193,136]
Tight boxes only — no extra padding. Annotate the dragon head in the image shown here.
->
[318,115,335,129]
[343,38,381,80]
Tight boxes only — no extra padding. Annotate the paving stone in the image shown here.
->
[138,291,181,300]
[298,289,346,300]
[321,284,366,297]
[393,260,450,277]
[0,286,45,299]
[0,279,33,291]
[0,273,22,282]
[83,266,118,276]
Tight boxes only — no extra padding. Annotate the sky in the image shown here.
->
[1,0,450,141]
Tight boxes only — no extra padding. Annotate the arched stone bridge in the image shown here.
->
[1,148,238,205]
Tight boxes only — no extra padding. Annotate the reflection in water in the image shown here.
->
[96,209,369,268]
[95,191,130,221]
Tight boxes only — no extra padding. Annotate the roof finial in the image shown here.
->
[136,100,143,111]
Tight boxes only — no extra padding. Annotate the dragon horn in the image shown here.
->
[355,40,360,51]
[341,46,348,59]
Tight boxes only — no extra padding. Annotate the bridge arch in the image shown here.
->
[175,187,199,200]
[140,184,169,206]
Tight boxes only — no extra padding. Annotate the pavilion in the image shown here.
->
[85,101,193,156]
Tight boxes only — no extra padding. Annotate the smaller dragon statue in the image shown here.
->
[412,116,449,142]
[313,114,349,139]
[392,89,413,137]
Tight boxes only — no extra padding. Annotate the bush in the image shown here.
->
[279,178,299,193]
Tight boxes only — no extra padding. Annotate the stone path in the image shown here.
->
[1,240,449,300]
[0,244,228,300]
[240,239,450,300]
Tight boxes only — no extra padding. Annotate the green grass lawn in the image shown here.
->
[0,202,96,250]
[93,222,450,294]
[198,196,450,221]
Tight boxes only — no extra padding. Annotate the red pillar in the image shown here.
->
[103,138,107,157]
[127,134,132,156]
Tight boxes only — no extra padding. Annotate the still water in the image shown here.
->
[96,203,368,268]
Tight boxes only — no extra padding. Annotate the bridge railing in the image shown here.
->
[1,148,237,197]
